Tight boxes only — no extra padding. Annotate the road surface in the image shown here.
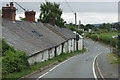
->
[28,39,110,79]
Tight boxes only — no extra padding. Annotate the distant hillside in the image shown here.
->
[92,24,101,27]
[92,22,119,27]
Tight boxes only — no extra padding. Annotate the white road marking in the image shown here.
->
[93,53,100,80]
[36,55,77,80]
[96,56,105,80]
[36,72,49,80]
[37,41,103,80]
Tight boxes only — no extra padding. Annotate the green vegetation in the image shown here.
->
[87,32,119,47]
[107,53,120,64]
[0,10,1,19]
[19,16,25,21]
[2,39,30,79]
[38,1,66,27]
[107,73,112,75]
[65,25,83,35]
[3,48,86,79]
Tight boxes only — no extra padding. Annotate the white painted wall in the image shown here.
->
[28,38,83,65]
[78,39,83,50]
[63,41,68,53]
[28,50,49,65]
[48,48,55,59]
[71,39,75,52]
[56,44,62,56]
[74,40,77,51]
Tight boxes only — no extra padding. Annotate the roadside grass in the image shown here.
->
[0,57,2,80]
[107,53,120,64]
[3,48,86,80]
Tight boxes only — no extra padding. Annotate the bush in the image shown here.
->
[77,30,83,35]
[2,39,30,75]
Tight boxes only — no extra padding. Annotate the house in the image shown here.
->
[73,31,83,50]
[2,2,83,65]
[2,2,65,65]
[45,24,77,53]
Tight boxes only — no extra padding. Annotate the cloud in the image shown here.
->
[1,0,120,2]
[62,12,118,24]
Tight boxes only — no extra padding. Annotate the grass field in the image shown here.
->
[96,32,118,38]
[87,32,119,47]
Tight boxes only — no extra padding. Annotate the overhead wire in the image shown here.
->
[64,0,75,14]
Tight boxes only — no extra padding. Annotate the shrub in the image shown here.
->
[2,39,30,75]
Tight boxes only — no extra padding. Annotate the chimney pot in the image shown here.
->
[10,2,14,7]
[6,4,9,7]
[25,11,36,23]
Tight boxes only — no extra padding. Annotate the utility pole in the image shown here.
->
[110,26,112,53]
[75,13,77,26]
[75,13,78,51]
[79,20,81,29]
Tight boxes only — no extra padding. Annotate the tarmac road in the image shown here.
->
[28,39,110,79]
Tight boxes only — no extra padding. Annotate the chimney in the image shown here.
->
[25,11,36,23]
[49,17,55,26]
[2,2,16,21]
[10,2,14,7]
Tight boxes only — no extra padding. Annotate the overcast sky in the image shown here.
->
[1,0,119,25]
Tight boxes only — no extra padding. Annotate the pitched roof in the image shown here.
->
[61,28,76,39]
[46,24,76,40]
[2,19,65,56]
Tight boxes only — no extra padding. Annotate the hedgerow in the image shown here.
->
[2,38,30,76]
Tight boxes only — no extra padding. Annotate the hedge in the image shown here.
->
[2,39,30,76]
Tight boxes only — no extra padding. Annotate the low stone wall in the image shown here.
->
[113,48,120,56]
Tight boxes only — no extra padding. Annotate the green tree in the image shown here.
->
[113,23,120,32]
[19,16,25,21]
[38,1,66,27]
[99,23,111,31]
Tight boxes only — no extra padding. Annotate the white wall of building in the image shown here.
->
[56,44,62,56]
[74,39,77,51]
[48,47,55,59]
[28,37,83,65]
[28,50,48,65]
[78,39,83,50]
[63,41,68,53]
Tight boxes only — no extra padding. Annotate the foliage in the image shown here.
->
[87,32,118,47]
[107,53,120,64]
[2,39,29,76]
[99,23,112,31]
[19,16,25,21]
[0,10,1,19]
[38,1,66,27]
[112,23,120,32]
[65,25,77,31]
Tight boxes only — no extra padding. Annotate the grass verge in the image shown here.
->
[107,53,120,64]
[3,48,86,80]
